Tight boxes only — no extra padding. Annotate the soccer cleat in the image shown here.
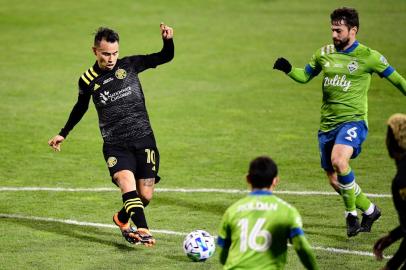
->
[360,205,381,232]
[113,213,139,244]
[346,214,361,237]
[134,228,156,247]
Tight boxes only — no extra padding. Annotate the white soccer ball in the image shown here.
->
[183,230,216,262]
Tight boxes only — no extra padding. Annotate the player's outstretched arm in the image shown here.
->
[273,57,314,84]
[386,71,406,96]
[374,226,405,269]
[47,93,91,151]
[138,23,174,70]
[292,235,319,270]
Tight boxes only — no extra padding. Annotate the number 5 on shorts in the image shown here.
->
[145,149,156,171]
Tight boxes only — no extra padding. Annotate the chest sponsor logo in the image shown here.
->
[103,77,114,85]
[100,91,109,104]
[347,60,358,73]
[99,86,132,104]
[115,68,127,79]
[324,74,351,91]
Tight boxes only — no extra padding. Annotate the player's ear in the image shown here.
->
[246,174,252,185]
[92,46,97,56]
[271,176,279,189]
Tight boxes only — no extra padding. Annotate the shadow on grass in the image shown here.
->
[153,194,232,216]
[305,221,346,241]
[3,217,133,251]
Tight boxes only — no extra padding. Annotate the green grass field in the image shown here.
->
[0,0,405,269]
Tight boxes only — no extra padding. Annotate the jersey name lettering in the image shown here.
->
[237,202,278,212]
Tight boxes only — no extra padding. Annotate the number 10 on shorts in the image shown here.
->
[145,149,156,171]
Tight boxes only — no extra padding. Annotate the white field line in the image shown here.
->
[0,213,392,259]
[0,186,391,198]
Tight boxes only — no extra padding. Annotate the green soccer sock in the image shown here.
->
[338,168,356,214]
[354,183,373,213]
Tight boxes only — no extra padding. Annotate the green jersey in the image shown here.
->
[218,190,304,270]
[300,41,395,131]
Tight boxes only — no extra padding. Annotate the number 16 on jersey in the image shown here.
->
[238,218,272,252]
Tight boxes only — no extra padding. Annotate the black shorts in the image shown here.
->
[102,134,161,184]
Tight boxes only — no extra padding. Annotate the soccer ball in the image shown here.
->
[183,230,216,262]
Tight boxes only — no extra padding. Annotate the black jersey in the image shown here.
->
[386,157,406,269]
[59,39,174,144]
[81,56,154,143]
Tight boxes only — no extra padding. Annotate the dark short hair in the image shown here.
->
[386,114,406,158]
[248,156,278,189]
[330,7,359,31]
[94,27,119,47]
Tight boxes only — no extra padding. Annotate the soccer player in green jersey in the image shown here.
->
[273,7,406,237]
[218,156,318,270]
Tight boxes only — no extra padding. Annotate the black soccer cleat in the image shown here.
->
[346,213,361,237]
[360,205,381,232]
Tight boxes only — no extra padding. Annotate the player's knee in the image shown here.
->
[331,157,349,174]
[113,171,135,190]
[142,191,153,201]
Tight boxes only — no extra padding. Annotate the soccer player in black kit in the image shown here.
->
[48,23,174,246]
[373,113,406,269]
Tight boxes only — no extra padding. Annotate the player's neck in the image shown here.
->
[252,187,273,192]
[342,38,357,51]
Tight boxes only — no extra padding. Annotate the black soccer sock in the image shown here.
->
[122,191,148,229]
[117,207,129,223]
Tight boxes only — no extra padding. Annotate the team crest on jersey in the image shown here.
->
[347,60,358,73]
[115,69,127,79]
[380,55,388,66]
[107,157,117,168]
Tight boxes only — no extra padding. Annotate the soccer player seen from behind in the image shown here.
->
[373,113,406,270]
[48,23,174,246]
[218,156,318,270]
[273,7,406,237]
